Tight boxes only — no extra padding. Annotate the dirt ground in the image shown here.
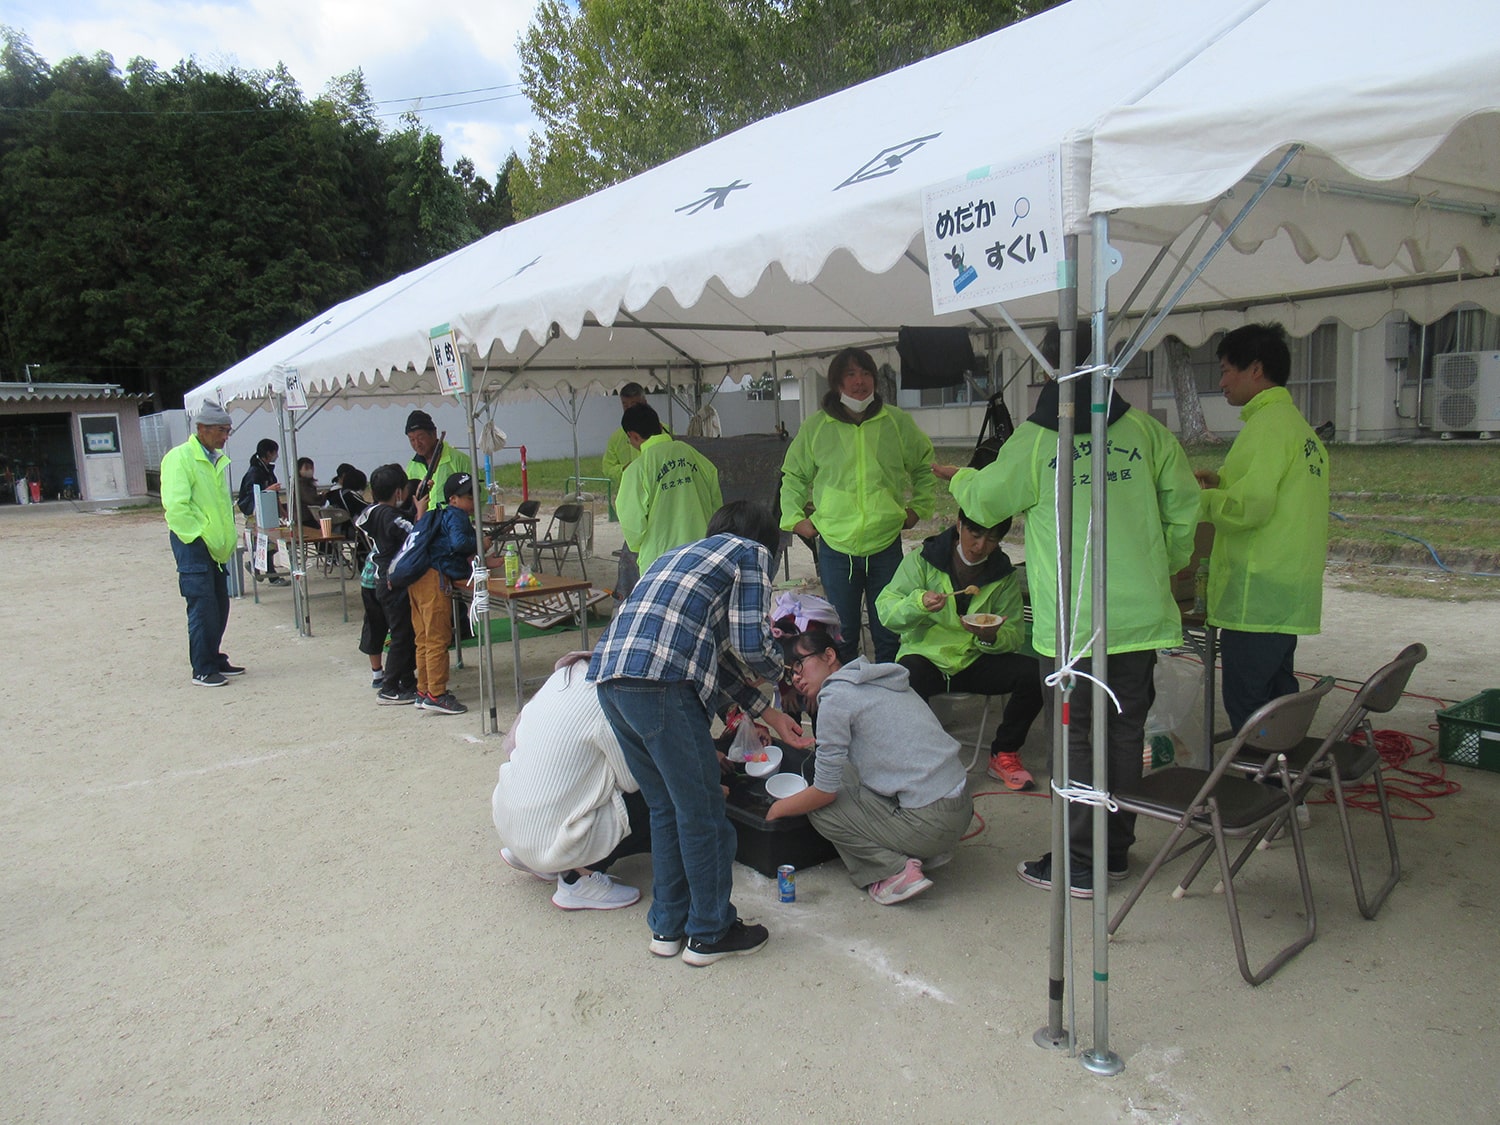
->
[3,501,1499,1123]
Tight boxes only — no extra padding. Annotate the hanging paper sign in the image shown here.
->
[429,323,471,395]
[921,149,1064,314]
[254,531,269,574]
[276,365,308,411]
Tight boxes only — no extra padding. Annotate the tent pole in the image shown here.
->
[570,388,582,493]
[772,352,782,434]
[1037,235,1079,1054]
[1082,213,1123,1078]
[279,391,312,638]
[463,390,497,736]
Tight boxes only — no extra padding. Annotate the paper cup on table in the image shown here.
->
[319,517,333,536]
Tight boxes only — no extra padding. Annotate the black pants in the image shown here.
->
[1219,629,1298,733]
[1058,649,1156,865]
[376,583,416,693]
[901,652,1046,756]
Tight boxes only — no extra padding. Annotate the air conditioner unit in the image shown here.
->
[1425,351,1500,436]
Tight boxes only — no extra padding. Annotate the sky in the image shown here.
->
[6,0,543,179]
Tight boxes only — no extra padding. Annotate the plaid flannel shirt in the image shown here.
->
[589,533,782,716]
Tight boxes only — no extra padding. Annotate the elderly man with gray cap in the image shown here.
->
[161,402,243,686]
[403,409,472,509]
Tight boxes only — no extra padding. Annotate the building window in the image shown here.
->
[1287,323,1337,425]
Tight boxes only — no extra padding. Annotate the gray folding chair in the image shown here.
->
[1108,677,1335,986]
[531,503,588,578]
[487,498,541,553]
[1230,644,1426,920]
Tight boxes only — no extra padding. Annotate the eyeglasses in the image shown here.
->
[786,653,819,675]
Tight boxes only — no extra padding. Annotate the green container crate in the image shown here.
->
[1436,690,1500,772]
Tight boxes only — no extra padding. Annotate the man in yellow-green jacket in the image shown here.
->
[604,383,650,603]
[936,376,1199,897]
[1197,324,1329,731]
[617,402,722,574]
[162,403,242,687]
[779,347,934,664]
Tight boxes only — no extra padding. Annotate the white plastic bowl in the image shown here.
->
[742,743,783,778]
[962,612,1005,629]
[764,772,809,799]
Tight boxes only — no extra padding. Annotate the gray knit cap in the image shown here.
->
[195,402,232,427]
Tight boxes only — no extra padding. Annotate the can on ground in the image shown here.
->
[777,864,796,902]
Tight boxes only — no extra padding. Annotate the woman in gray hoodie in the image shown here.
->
[766,623,973,905]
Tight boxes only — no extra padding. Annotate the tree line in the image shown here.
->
[2,3,1057,406]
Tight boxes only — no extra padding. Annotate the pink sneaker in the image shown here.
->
[988,751,1036,791]
[867,858,934,905]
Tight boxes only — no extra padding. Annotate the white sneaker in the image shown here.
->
[551,871,641,911]
[500,847,557,882]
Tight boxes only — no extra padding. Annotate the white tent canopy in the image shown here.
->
[188,0,1500,415]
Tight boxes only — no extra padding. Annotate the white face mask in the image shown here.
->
[839,392,872,414]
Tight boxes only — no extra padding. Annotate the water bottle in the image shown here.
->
[503,541,519,585]
[1192,558,1209,615]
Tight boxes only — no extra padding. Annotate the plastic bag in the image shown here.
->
[1147,654,1204,747]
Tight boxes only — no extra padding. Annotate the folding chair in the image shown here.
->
[1108,677,1335,986]
[1232,644,1426,920]
[487,498,540,553]
[530,503,588,578]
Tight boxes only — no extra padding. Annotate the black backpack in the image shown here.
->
[385,510,442,590]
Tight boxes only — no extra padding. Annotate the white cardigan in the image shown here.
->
[491,665,639,872]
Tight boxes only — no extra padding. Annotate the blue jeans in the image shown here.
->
[596,680,738,943]
[170,532,230,677]
[817,536,904,664]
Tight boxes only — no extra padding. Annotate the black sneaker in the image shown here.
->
[371,671,385,690]
[219,663,246,677]
[192,671,228,687]
[376,688,418,706]
[682,919,768,967]
[268,575,290,587]
[649,934,684,958]
[424,692,468,716]
[1016,854,1094,899]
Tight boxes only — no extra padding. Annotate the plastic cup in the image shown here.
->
[319,517,333,536]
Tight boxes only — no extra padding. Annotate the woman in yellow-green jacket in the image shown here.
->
[779,348,934,664]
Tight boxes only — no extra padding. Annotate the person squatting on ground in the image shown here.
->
[357,464,419,706]
[492,652,652,911]
[875,510,1045,791]
[779,347,934,664]
[616,401,722,574]
[767,622,973,905]
[603,382,650,604]
[938,370,1198,899]
[1196,323,1330,731]
[161,403,244,687]
[235,437,290,586]
[408,472,483,716]
[589,501,811,967]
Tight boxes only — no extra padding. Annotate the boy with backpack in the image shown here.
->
[396,471,482,716]
[357,464,420,706]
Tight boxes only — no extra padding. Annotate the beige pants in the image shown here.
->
[409,568,452,697]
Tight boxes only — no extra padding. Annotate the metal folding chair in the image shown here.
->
[487,498,541,553]
[1107,677,1335,986]
[1232,644,1426,920]
[530,503,588,578]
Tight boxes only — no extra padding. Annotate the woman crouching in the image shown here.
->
[766,622,973,904]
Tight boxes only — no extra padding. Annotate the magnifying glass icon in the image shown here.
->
[1011,197,1031,227]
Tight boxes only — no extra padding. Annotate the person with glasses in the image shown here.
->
[767,622,973,906]
[161,403,243,687]
[875,510,1044,791]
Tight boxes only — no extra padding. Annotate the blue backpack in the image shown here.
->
[385,509,442,590]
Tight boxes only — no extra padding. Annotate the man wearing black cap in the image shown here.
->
[161,403,244,686]
[404,409,472,509]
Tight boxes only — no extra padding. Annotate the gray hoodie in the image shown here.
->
[812,659,966,808]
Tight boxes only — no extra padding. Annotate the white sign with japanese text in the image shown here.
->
[276,365,307,411]
[428,323,470,396]
[921,149,1064,315]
